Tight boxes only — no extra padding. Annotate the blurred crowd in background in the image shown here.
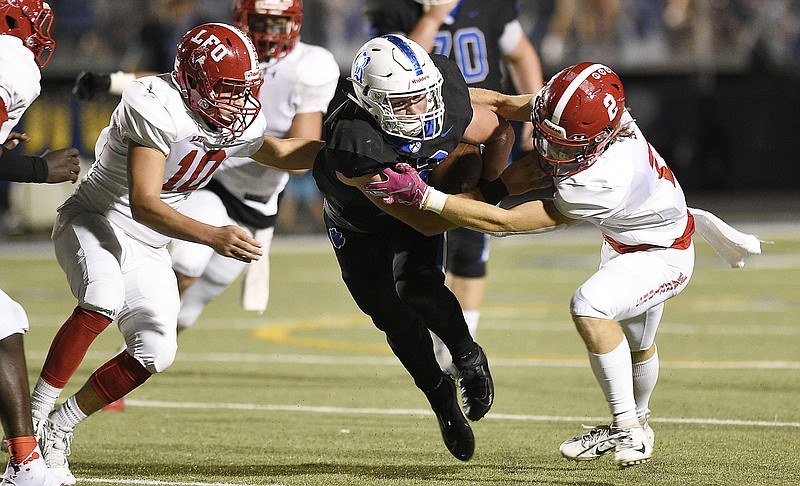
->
[42,0,800,77]
[2,0,799,236]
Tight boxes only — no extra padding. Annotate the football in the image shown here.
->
[426,142,483,194]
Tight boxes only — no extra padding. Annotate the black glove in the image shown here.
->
[73,71,111,100]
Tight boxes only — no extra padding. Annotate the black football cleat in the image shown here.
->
[455,344,494,421]
[424,373,475,461]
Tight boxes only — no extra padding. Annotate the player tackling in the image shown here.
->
[365,62,762,468]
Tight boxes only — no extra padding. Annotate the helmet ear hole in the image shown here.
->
[5,15,16,29]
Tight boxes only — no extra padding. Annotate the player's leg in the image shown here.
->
[324,220,474,460]
[390,225,493,422]
[562,243,694,467]
[0,294,32,443]
[0,298,61,485]
[41,238,180,484]
[31,214,122,419]
[438,227,489,375]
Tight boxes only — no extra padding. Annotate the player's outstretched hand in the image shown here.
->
[500,151,552,196]
[73,71,111,100]
[212,225,263,263]
[365,163,430,206]
[43,147,81,184]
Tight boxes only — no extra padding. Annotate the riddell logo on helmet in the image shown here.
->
[411,74,430,84]
[190,30,229,62]
[255,0,292,10]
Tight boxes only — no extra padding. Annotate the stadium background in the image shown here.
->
[3,0,799,233]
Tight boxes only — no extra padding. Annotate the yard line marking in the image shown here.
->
[125,399,800,428]
[25,350,800,370]
[77,478,285,486]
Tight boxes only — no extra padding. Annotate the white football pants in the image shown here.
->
[570,240,695,351]
[52,212,179,373]
[0,290,29,341]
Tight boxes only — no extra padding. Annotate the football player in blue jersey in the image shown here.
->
[365,0,544,375]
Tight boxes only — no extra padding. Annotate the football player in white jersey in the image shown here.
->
[0,1,79,484]
[25,22,320,484]
[170,0,339,332]
[364,62,760,468]
[71,0,340,414]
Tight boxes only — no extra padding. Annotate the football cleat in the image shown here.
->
[2,446,68,486]
[559,424,623,461]
[454,344,494,421]
[424,374,475,461]
[614,424,653,467]
[38,418,75,485]
[560,420,655,462]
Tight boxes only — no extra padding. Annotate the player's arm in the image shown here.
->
[339,169,458,236]
[73,71,156,100]
[0,143,80,184]
[250,135,324,171]
[439,195,578,235]
[406,1,458,51]
[502,33,544,152]
[127,141,262,262]
[469,88,534,124]
[283,111,324,176]
[364,161,566,235]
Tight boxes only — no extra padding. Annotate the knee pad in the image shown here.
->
[130,329,178,374]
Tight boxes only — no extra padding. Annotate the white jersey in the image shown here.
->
[0,36,41,142]
[554,112,691,250]
[57,74,267,247]
[211,42,339,218]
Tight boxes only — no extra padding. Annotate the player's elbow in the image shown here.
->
[129,197,159,225]
[410,219,449,237]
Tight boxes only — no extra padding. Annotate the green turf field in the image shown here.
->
[1,224,798,486]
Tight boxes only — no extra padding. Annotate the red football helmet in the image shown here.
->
[0,0,55,67]
[233,0,303,63]
[532,62,626,177]
[173,23,263,139]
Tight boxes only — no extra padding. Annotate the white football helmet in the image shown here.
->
[348,34,445,142]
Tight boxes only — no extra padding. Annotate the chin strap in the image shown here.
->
[688,207,766,268]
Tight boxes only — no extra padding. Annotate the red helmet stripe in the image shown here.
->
[551,63,606,124]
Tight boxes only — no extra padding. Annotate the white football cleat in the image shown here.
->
[2,446,68,485]
[559,424,623,461]
[614,424,653,467]
[39,419,76,485]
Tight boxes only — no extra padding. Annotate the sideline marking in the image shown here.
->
[77,479,285,486]
[124,399,800,428]
[25,350,800,370]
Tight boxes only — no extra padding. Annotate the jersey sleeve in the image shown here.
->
[554,178,628,220]
[117,79,179,155]
[295,46,340,114]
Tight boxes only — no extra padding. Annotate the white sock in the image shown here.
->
[463,310,480,339]
[50,395,88,429]
[587,339,638,427]
[31,378,62,415]
[633,346,659,424]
